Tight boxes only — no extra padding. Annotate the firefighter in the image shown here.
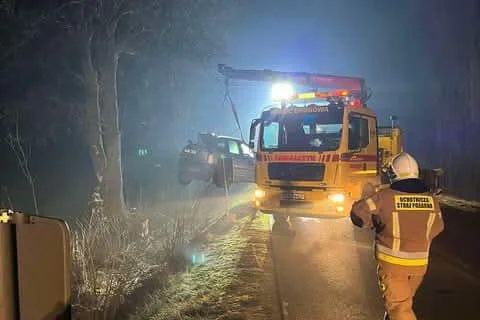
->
[350,152,444,320]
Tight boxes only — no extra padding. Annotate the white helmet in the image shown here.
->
[387,152,419,182]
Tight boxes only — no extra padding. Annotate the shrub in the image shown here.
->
[71,210,161,319]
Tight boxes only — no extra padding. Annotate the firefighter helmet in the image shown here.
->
[387,152,419,182]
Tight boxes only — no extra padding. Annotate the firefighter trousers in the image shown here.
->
[377,265,424,320]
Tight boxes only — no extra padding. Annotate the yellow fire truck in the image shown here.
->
[218,65,404,223]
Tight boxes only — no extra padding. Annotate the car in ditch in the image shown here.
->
[178,132,255,187]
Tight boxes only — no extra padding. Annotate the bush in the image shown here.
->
[71,210,162,319]
[71,182,217,319]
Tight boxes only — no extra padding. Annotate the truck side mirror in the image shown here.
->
[249,118,261,151]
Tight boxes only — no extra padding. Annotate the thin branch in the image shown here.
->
[110,9,134,36]
[5,112,39,215]
[68,69,86,85]
[30,0,91,29]
[1,0,93,64]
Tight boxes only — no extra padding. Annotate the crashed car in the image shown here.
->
[178,132,255,187]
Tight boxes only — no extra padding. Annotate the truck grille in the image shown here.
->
[268,163,325,181]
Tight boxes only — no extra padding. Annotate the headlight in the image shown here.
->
[328,193,345,203]
[255,189,266,198]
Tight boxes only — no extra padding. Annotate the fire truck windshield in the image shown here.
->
[261,106,344,152]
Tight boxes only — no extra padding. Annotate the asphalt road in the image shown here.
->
[270,206,480,320]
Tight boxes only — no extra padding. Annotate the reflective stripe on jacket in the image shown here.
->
[375,243,429,267]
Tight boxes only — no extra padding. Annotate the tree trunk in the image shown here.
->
[83,28,126,217]
[83,50,107,188]
[97,40,126,217]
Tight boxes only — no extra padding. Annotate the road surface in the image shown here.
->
[270,206,480,320]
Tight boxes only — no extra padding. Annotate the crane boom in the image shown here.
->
[218,64,368,101]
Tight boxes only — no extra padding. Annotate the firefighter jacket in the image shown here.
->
[351,178,444,273]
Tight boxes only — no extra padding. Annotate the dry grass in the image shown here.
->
[70,182,254,319]
[71,210,164,319]
[129,214,277,320]
[70,183,228,319]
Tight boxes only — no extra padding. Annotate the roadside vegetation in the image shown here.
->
[130,212,279,320]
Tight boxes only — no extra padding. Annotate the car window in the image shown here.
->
[227,140,240,155]
[216,140,227,153]
[240,143,253,157]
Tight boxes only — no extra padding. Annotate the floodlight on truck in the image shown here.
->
[271,83,295,100]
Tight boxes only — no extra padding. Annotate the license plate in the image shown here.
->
[281,191,305,201]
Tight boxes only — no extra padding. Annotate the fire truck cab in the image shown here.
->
[250,88,383,219]
[218,64,403,221]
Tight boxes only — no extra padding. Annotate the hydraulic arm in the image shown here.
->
[218,64,369,103]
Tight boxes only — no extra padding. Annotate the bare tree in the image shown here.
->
[54,0,233,217]
[5,111,39,215]
[0,0,234,217]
